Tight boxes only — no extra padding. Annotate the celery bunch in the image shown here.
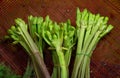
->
[42,16,76,78]
[71,8,113,78]
[7,18,50,78]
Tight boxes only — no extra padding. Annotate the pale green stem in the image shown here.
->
[81,31,101,78]
[56,47,68,78]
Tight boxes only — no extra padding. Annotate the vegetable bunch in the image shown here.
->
[6,8,113,78]
[71,8,113,78]
[7,18,50,78]
[42,16,76,78]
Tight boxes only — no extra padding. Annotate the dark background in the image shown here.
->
[0,0,120,78]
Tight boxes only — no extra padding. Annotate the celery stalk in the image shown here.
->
[71,8,88,78]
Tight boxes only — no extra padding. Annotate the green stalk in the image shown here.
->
[77,13,95,78]
[28,16,37,39]
[84,13,95,46]
[80,31,101,78]
[30,54,42,78]
[56,48,68,78]
[92,25,113,55]
[71,9,88,78]
[23,59,33,78]
[77,59,83,78]
[82,16,103,53]
[55,27,68,78]
[85,58,90,78]
[28,16,44,58]
[51,51,60,78]
[37,17,44,58]
[64,49,73,67]
[63,20,76,66]
[99,25,113,38]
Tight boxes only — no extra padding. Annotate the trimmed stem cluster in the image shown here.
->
[71,8,113,78]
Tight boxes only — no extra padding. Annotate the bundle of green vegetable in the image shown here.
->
[71,8,113,78]
[42,16,76,78]
[5,7,113,78]
[6,18,50,78]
